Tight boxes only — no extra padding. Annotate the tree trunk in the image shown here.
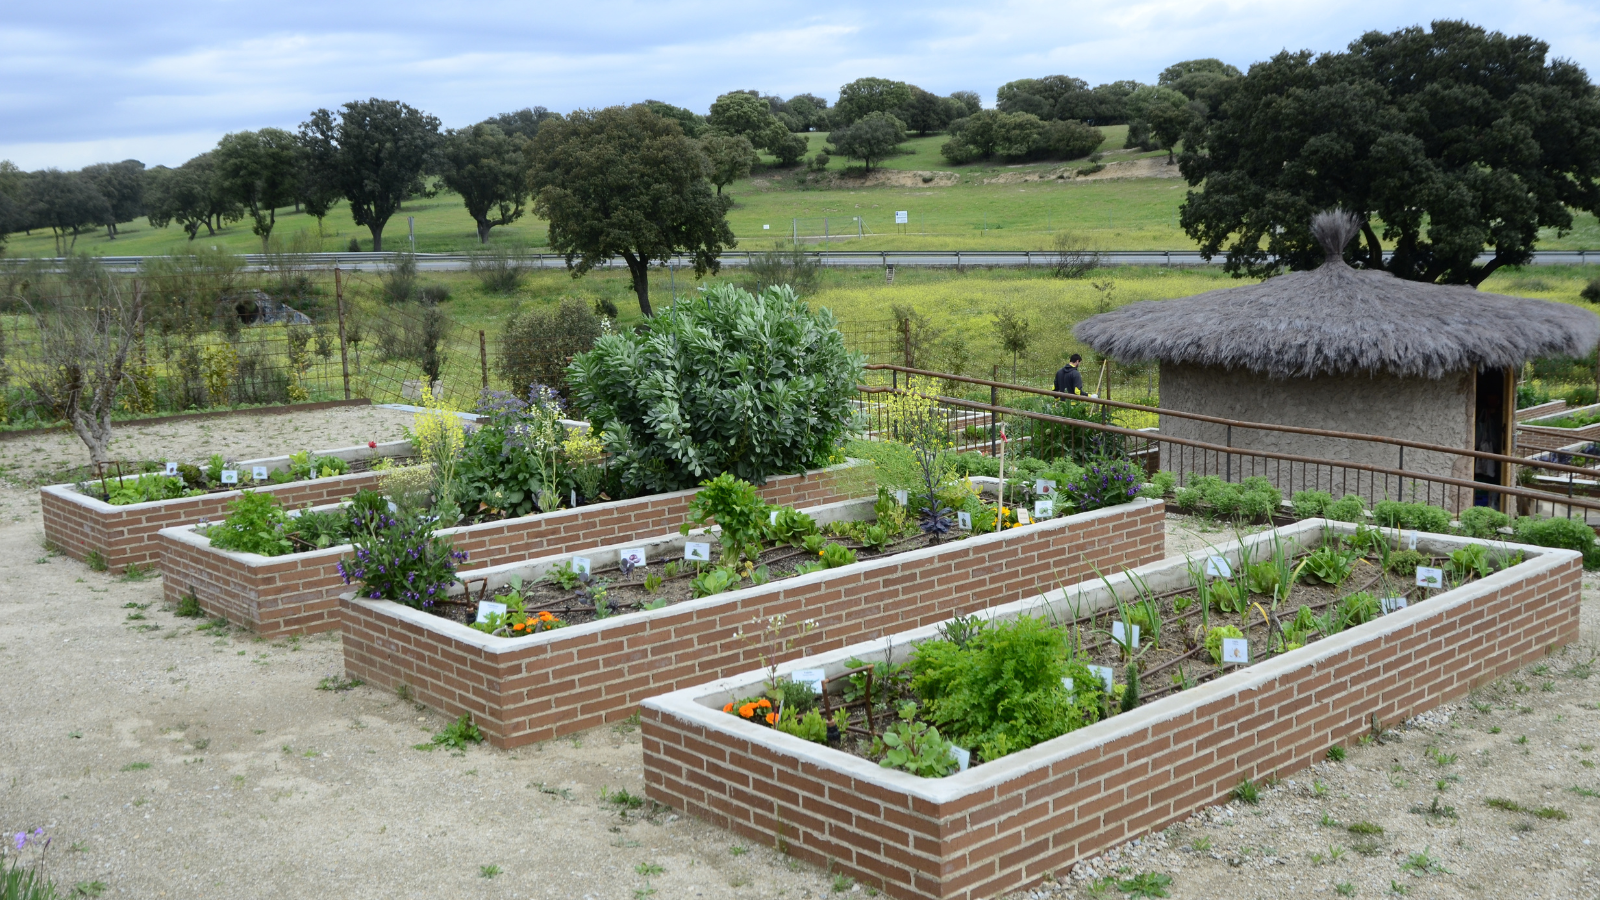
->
[476,219,491,244]
[1361,222,1385,271]
[622,251,654,317]
[106,223,115,239]
[370,224,384,253]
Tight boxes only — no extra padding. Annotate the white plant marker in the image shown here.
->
[894,489,909,506]
[475,600,508,623]
[1408,530,1420,551]
[684,541,712,562]
[949,745,971,771]
[571,489,577,508]
[1060,676,1075,692]
[1088,665,1115,691]
[1205,555,1232,578]
[1034,499,1054,519]
[1415,566,1444,589]
[1112,621,1140,650]
[1035,479,1056,496]
[1016,509,1032,525]
[957,511,972,530]
[164,462,178,476]
[790,669,826,694]
[770,510,779,526]
[1380,597,1409,615]
[572,557,592,576]
[621,548,647,568]
[1221,637,1250,665]
[252,466,269,481]
[220,470,238,484]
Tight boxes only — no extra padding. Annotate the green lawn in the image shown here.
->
[4,122,1596,257]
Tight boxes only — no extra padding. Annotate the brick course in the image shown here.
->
[159,462,873,637]
[639,520,1581,900]
[338,498,1166,747]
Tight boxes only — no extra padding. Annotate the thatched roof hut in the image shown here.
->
[1074,211,1600,511]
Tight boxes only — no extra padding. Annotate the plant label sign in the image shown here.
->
[895,210,909,225]
[220,470,238,484]
[621,548,647,568]
[1408,530,1420,551]
[894,489,909,506]
[957,511,972,530]
[475,600,507,623]
[770,510,779,525]
[1221,637,1250,665]
[1205,555,1232,579]
[1416,566,1444,589]
[1034,500,1054,519]
[790,668,826,694]
[1035,479,1056,496]
[949,745,970,771]
[164,462,178,476]
[1088,664,1115,692]
[1016,509,1032,525]
[1111,621,1140,649]
[684,542,712,562]
[572,557,592,576]
[1060,676,1074,692]
[252,466,269,481]
[1381,596,1409,615]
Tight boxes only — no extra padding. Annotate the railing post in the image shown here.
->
[334,266,351,400]
[990,365,999,457]
[479,330,489,390]
[1225,424,1232,482]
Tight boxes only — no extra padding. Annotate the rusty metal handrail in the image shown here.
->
[866,363,1595,480]
[858,385,1600,514]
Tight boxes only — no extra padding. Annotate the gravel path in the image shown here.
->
[3,411,1597,899]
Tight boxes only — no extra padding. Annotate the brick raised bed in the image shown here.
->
[1517,402,1600,453]
[41,440,413,574]
[158,461,873,637]
[337,497,1165,747]
[640,519,1580,900]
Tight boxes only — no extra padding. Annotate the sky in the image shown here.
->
[4,0,1600,171]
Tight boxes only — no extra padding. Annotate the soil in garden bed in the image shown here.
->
[426,528,972,629]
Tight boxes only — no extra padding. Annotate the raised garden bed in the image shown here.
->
[337,496,1167,747]
[640,519,1581,900]
[157,461,873,637]
[42,440,413,574]
[1517,402,1600,452]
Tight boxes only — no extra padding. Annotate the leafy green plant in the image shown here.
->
[683,473,769,564]
[1209,579,1245,614]
[1173,475,1281,520]
[1205,625,1244,664]
[691,567,740,598]
[1291,490,1334,518]
[1385,549,1427,577]
[766,506,818,547]
[546,560,584,590]
[339,508,467,608]
[104,472,194,505]
[1324,493,1368,523]
[1232,778,1260,804]
[205,490,293,556]
[1447,543,1493,579]
[568,283,862,493]
[818,543,857,568]
[1138,470,1176,499]
[878,703,958,777]
[1245,560,1282,596]
[1457,506,1509,539]
[1514,515,1600,568]
[1301,546,1359,586]
[416,714,484,751]
[1339,591,1380,627]
[777,708,829,744]
[289,508,350,549]
[1116,872,1173,898]
[1372,500,1450,533]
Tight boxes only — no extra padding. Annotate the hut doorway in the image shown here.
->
[1473,367,1515,510]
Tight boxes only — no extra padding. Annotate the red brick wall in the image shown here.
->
[44,472,386,574]
[338,499,1166,747]
[1517,422,1600,453]
[639,545,1581,900]
[160,462,873,636]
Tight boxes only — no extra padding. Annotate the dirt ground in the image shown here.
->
[4,408,1599,899]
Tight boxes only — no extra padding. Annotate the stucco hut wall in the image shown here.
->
[1157,363,1476,508]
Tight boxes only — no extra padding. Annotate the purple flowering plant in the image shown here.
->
[338,507,467,609]
[1061,456,1143,513]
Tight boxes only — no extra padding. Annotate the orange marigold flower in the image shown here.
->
[739,704,756,717]
[512,622,526,631]
[757,698,772,708]
[765,712,776,725]
[723,702,734,713]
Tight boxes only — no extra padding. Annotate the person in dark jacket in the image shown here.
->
[1054,354,1087,396]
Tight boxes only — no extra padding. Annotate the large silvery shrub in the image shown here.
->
[568,283,862,493]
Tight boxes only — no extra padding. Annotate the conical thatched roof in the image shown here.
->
[1075,211,1600,379]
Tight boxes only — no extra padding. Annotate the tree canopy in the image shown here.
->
[834,78,913,126]
[1178,19,1600,285]
[828,112,907,170]
[81,160,145,239]
[27,169,109,254]
[437,122,529,243]
[529,104,734,316]
[299,98,441,252]
[214,128,299,248]
[699,134,759,194]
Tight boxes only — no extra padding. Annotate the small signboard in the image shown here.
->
[572,557,592,576]
[1016,509,1031,525]
[1416,566,1444,589]
[895,211,909,225]
[1034,499,1054,520]
[1380,596,1409,615]
[950,745,970,771]
[164,462,178,476]
[1205,555,1232,579]
[790,669,826,694]
[1111,621,1140,650]
[1221,637,1250,665]
[684,542,712,562]
[1061,676,1075,692]
[894,489,909,506]
[252,466,269,481]
[220,470,238,484]
[620,548,648,568]
[1035,479,1056,496]
[1408,530,1420,551]
[957,511,972,530]
[475,600,507,623]
[1088,665,1115,692]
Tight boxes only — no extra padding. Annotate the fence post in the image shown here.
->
[479,330,489,390]
[902,318,912,368]
[334,266,351,400]
[990,365,999,457]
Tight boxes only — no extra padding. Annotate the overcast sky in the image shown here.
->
[4,0,1599,171]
